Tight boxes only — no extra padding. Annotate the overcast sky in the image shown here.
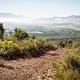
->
[0,0,80,19]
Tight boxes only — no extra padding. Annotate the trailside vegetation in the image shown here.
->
[0,25,57,60]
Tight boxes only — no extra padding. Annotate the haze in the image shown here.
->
[0,0,80,19]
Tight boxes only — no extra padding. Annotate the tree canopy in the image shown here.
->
[0,23,5,39]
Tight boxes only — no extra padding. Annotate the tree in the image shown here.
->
[14,28,29,40]
[0,23,5,39]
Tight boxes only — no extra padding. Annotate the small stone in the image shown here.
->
[38,76,42,80]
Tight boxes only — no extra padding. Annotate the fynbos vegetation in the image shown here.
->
[0,24,80,80]
[0,24,57,60]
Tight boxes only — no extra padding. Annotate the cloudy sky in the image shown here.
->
[0,0,80,19]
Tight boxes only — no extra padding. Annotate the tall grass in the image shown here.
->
[53,48,80,80]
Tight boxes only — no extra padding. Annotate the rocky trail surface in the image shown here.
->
[0,49,63,80]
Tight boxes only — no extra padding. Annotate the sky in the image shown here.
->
[0,0,80,19]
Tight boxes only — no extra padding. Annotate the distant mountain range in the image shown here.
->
[36,15,80,24]
[0,13,80,30]
[0,13,80,24]
[0,13,24,18]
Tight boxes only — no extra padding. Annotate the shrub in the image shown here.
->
[72,41,80,48]
[0,37,58,59]
[15,38,57,58]
[65,41,80,49]
[65,43,72,49]
[14,28,29,40]
[0,40,21,59]
[44,41,57,50]
[3,36,14,41]
[53,49,80,80]
[3,47,21,60]
[0,23,5,39]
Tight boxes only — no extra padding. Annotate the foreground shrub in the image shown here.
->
[0,40,21,59]
[3,36,13,41]
[0,38,57,59]
[15,38,57,58]
[3,48,21,60]
[53,49,80,80]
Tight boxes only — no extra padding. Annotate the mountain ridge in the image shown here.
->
[0,13,24,18]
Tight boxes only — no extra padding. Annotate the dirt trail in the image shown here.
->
[0,49,63,80]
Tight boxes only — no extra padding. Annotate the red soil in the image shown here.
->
[0,49,63,80]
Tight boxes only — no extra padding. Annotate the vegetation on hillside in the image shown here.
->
[14,28,29,40]
[28,28,80,39]
[0,23,80,80]
[52,46,80,80]
[0,24,57,60]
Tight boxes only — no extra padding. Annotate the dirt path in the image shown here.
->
[0,49,63,80]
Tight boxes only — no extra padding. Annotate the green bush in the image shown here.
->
[0,23,5,39]
[53,49,80,80]
[65,43,72,49]
[0,37,57,59]
[63,51,80,70]
[14,28,29,40]
[0,40,20,59]
[3,36,13,41]
[72,41,80,48]
[65,41,80,49]
[44,41,57,50]
[54,69,80,80]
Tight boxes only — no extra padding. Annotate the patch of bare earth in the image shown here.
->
[0,49,63,80]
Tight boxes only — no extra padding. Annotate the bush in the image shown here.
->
[65,43,72,49]
[0,40,21,59]
[65,41,80,49]
[3,36,13,41]
[72,41,80,48]
[64,51,80,70]
[14,28,29,40]
[0,38,57,59]
[44,41,57,50]
[0,23,5,39]
[53,49,80,80]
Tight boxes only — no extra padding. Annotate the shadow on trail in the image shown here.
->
[0,48,57,60]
